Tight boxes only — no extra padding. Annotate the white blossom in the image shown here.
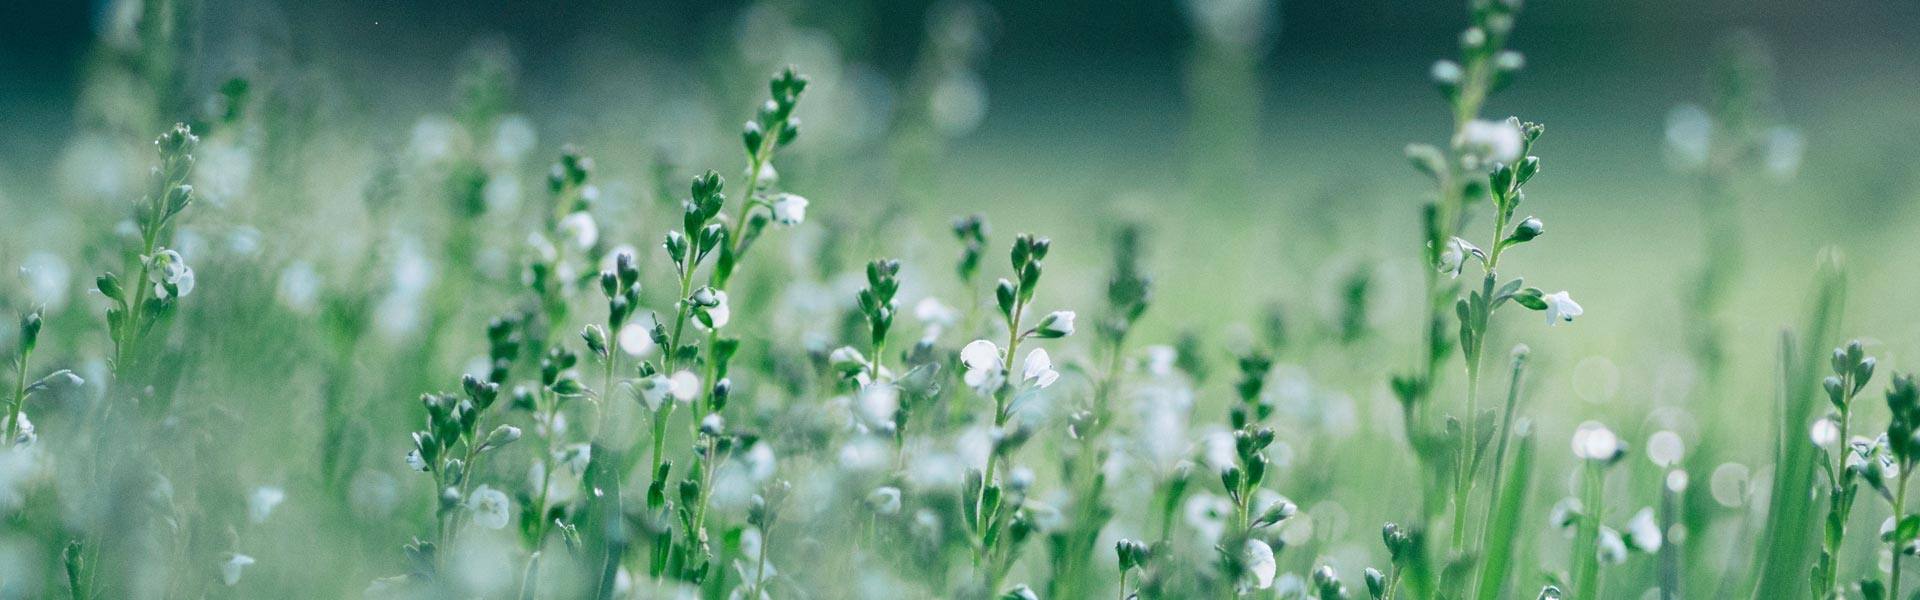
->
[559,211,599,250]
[248,486,286,524]
[770,193,809,226]
[221,553,255,586]
[1544,291,1583,326]
[1244,538,1276,590]
[467,485,511,530]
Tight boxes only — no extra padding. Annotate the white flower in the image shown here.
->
[146,248,195,299]
[248,486,286,524]
[221,553,255,586]
[1810,418,1841,448]
[770,193,809,226]
[1244,538,1277,590]
[1033,310,1076,338]
[1144,345,1178,377]
[669,371,702,404]
[636,374,675,411]
[467,485,511,530]
[1571,422,1620,462]
[1548,497,1582,530]
[556,444,592,475]
[960,339,1005,394]
[914,297,958,340]
[1544,291,1582,326]
[1664,104,1712,169]
[754,162,778,187]
[1596,526,1628,565]
[558,211,599,250]
[1764,126,1804,179]
[1021,348,1060,388]
[1457,118,1524,166]
[405,450,428,472]
[696,290,731,330]
[1624,507,1663,552]
[1184,493,1231,544]
[867,486,902,515]
[1437,238,1466,278]
[617,322,655,358]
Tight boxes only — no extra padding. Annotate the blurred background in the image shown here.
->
[4,0,1920,596]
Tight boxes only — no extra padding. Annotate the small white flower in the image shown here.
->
[829,346,868,374]
[1596,526,1628,565]
[636,374,674,411]
[405,450,428,472]
[1664,104,1712,169]
[770,193,809,226]
[1144,345,1178,376]
[146,248,195,299]
[221,553,255,586]
[1022,348,1060,388]
[1033,310,1076,338]
[1810,418,1841,448]
[1184,493,1230,544]
[248,486,286,524]
[1571,421,1620,461]
[1244,538,1277,590]
[1437,238,1466,278]
[1625,507,1663,552]
[558,211,599,250]
[754,162,778,187]
[556,444,592,475]
[1549,497,1583,530]
[914,297,958,340]
[1544,291,1583,326]
[669,371,702,404]
[867,486,902,515]
[1458,118,1524,166]
[467,485,511,530]
[696,291,731,330]
[960,339,1005,394]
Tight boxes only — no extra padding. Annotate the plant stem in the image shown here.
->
[1894,469,1912,600]
[8,347,29,443]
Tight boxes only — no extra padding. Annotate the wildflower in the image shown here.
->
[1457,118,1524,166]
[1571,422,1622,462]
[694,289,731,330]
[1437,238,1466,278]
[960,339,1006,393]
[556,444,592,475]
[1245,538,1277,590]
[221,553,255,586]
[867,486,902,515]
[248,486,286,524]
[1544,291,1582,325]
[1021,348,1059,388]
[146,248,195,299]
[1811,418,1841,448]
[1624,507,1663,552]
[1031,310,1075,338]
[558,211,599,250]
[669,370,702,403]
[467,485,511,530]
[405,450,428,472]
[1596,526,1627,564]
[770,193,809,226]
[914,297,958,340]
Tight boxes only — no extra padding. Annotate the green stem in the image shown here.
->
[1894,469,1912,600]
[1571,462,1604,600]
[8,348,29,443]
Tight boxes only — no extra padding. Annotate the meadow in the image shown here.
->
[4,0,1920,598]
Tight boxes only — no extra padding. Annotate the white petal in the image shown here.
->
[960,340,1000,370]
[1022,349,1052,382]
